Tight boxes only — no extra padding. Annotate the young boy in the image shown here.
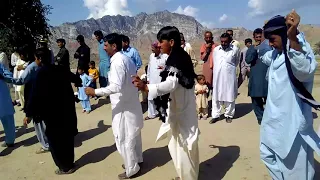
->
[88,61,99,89]
[77,66,93,114]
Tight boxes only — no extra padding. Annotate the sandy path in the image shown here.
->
[0,83,319,180]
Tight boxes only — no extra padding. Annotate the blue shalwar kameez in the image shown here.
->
[0,64,15,145]
[260,33,320,180]
[98,39,110,87]
[78,73,92,112]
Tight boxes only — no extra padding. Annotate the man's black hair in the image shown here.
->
[94,30,104,38]
[56,38,66,44]
[104,33,123,51]
[245,38,253,44]
[226,29,233,34]
[76,35,85,42]
[220,33,232,40]
[157,26,181,48]
[120,34,130,44]
[253,28,263,36]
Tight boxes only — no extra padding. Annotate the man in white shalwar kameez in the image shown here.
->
[210,33,240,124]
[85,33,143,180]
[133,26,199,180]
[145,41,168,120]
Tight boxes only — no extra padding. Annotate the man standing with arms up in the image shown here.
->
[94,30,110,88]
[74,35,90,74]
[245,28,272,125]
[260,11,319,179]
[145,41,168,120]
[237,38,252,88]
[200,31,216,92]
[120,35,142,71]
[210,33,240,124]
[85,33,143,180]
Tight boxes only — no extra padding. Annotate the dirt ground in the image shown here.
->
[1,76,320,180]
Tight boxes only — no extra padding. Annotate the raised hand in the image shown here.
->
[286,9,300,40]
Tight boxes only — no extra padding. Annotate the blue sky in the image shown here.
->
[42,0,320,30]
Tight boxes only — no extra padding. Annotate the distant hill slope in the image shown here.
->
[49,11,320,68]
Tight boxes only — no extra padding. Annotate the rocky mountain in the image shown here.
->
[50,10,253,68]
[49,10,319,69]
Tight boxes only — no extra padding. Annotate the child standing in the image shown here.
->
[88,61,99,89]
[78,66,93,114]
[195,75,209,120]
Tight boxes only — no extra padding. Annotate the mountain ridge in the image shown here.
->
[49,10,320,68]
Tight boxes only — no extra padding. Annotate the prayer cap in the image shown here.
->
[56,38,66,44]
[151,41,158,48]
[263,15,287,38]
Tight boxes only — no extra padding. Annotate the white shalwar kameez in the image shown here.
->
[147,53,168,118]
[95,52,144,177]
[211,45,240,118]
[13,59,28,107]
[147,67,200,180]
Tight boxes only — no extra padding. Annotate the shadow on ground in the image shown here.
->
[0,126,35,143]
[199,145,240,180]
[75,143,117,170]
[74,120,111,148]
[91,98,111,111]
[135,146,171,178]
[233,103,252,119]
[0,135,38,156]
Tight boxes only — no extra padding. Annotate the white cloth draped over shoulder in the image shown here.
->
[212,45,241,102]
[13,59,28,92]
[95,52,143,177]
[147,66,200,180]
[147,53,168,99]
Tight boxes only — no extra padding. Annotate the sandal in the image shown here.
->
[144,116,154,120]
[36,148,49,154]
[54,168,76,175]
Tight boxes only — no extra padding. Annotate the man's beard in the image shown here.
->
[222,45,229,50]
[205,40,213,44]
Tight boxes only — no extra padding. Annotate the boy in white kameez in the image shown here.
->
[85,33,143,180]
[133,26,199,180]
[260,11,320,180]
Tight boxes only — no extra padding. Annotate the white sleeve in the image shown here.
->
[147,75,179,99]
[95,60,125,96]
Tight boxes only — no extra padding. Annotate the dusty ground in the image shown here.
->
[0,74,320,180]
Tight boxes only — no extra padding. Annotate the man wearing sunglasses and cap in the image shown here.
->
[259,10,319,180]
[39,37,55,65]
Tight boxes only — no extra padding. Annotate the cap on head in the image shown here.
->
[151,41,158,48]
[263,15,287,38]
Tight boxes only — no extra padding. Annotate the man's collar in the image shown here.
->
[99,39,104,44]
[110,51,121,63]
[123,46,131,52]
[219,44,233,51]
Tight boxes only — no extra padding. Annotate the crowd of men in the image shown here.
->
[0,10,320,180]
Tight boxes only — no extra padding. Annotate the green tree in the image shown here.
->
[314,41,320,55]
[0,0,52,56]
